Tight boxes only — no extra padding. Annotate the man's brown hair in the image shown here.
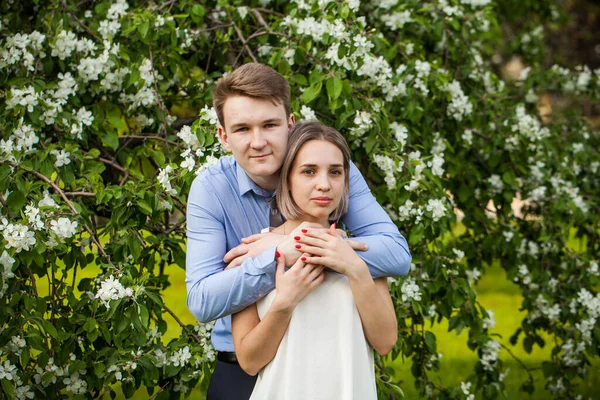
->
[212,63,291,127]
[276,121,351,222]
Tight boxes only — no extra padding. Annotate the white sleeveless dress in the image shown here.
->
[249,271,377,400]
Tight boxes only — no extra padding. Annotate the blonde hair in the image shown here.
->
[212,63,291,126]
[277,122,351,222]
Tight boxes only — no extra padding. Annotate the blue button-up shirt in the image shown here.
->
[186,156,411,352]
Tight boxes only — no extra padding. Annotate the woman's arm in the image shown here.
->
[346,272,398,356]
[232,254,325,375]
[299,226,398,355]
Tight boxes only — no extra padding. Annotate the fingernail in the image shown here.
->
[295,245,301,249]
[301,229,307,233]
[301,257,306,261]
[333,222,336,229]
[294,236,301,240]
[276,251,281,258]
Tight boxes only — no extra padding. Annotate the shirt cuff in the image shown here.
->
[245,246,278,278]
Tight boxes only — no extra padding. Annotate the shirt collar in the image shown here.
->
[235,161,273,197]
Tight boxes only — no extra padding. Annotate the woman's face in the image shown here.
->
[288,139,346,225]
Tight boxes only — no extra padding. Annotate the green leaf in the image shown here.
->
[101,131,119,151]
[138,22,149,39]
[107,116,127,130]
[424,331,437,352]
[137,199,153,215]
[7,189,26,214]
[301,81,322,104]
[41,319,59,339]
[1,380,14,397]
[326,76,343,100]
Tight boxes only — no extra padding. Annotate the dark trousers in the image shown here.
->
[206,360,257,400]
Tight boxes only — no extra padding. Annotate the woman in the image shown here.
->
[231,121,398,399]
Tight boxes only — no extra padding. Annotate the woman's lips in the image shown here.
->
[311,197,332,205]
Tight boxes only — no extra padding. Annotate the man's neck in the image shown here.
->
[248,172,279,193]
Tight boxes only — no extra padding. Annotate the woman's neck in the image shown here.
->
[276,218,329,234]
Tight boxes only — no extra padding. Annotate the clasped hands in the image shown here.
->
[223,222,369,275]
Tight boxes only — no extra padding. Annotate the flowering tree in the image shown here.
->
[0,0,598,399]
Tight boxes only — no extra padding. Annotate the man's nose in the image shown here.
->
[250,128,267,149]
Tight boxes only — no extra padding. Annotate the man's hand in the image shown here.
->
[224,232,288,269]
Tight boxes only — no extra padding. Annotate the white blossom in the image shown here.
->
[95,275,134,308]
[480,339,500,372]
[444,80,473,120]
[25,205,44,230]
[401,277,421,302]
[200,105,219,127]
[63,371,87,395]
[169,346,192,367]
[2,223,36,253]
[426,198,447,221]
[50,149,71,168]
[50,217,78,241]
[299,105,317,121]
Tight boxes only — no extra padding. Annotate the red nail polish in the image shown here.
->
[294,236,300,240]
[333,222,337,229]
[301,257,306,261]
[275,251,280,258]
[301,229,307,233]
[295,245,301,249]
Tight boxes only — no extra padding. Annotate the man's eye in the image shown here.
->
[265,123,277,128]
[235,127,248,132]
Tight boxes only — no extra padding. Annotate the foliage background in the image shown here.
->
[0,0,598,399]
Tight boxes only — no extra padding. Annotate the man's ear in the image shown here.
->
[217,125,232,151]
[288,114,295,130]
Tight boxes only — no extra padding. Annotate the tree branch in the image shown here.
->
[231,17,258,63]
[59,0,102,42]
[14,163,111,263]
[162,303,203,344]
[118,135,179,146]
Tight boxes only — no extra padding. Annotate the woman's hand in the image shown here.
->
[271,253,325,312]
[295,224,369,279]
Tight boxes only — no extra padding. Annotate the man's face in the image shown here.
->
[218,96,294,191]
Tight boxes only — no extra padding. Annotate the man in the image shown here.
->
[186,63,411,399]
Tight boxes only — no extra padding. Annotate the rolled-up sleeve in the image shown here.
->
[343,162,411,278]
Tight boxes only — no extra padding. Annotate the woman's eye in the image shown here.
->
[330,169,342,175]
[302,169,315,175]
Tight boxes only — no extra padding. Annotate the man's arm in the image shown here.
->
[185,178,277,323]
[342,161,412,278]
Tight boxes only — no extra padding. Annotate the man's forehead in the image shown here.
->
[223,96,287,124]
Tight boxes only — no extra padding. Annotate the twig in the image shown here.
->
[64,191,96,197]
[28,267,39,297]
[231,18,258,63]
[164,218,186,235]
[15,164,111,263]
[251,9,269,29]
[134,230,146,247]
[0,193,7,208]
[162,303,203,343]
[59,0,102,42]
[148,44,170,136]
[118,135,179,146]
[499,342,539,377]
